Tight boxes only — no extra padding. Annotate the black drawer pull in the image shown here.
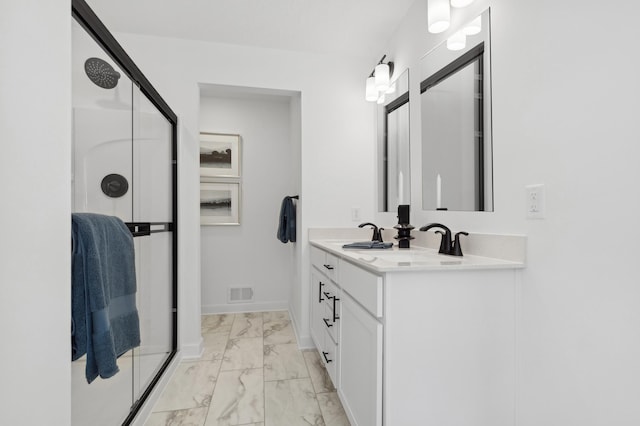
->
[323,264,334,270]
[323,318,333,328]
[323,291,333,300]
[333,297,340,322]
[322,351,333,363]
[318,282,325,303]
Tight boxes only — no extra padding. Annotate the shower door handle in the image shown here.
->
[126,222,173,237]
[126,222,151,237]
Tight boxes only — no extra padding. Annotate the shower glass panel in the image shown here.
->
[72,20,133,220]
[71,7,177,424]
[71,20,134,426]
[132,87,174,399]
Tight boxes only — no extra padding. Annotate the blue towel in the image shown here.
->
[71,213,140,383]
[277,196,296,243]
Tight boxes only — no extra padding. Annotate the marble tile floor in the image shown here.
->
[146,311,350,426]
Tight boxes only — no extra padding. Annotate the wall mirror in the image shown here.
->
[420,9,493,212]
[378,69,410,212]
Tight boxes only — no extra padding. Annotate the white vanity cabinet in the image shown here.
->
[310,247,340,385]
[309,241,520,426]
[311,245,383,426]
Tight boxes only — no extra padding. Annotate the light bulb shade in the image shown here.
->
[365,76,378,102]
[428,0,450,33]
[377,93,386,105]
[374,63,390,92]
[450,0,474,8]
[447,30,466,51]
[462,16,482,35]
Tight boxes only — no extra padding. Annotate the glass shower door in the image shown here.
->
[71,19,135,426]
[71,11,177,424]
[131,86,175,399]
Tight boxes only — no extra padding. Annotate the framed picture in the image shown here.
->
[200,181,241,225]
[200,132,241,178]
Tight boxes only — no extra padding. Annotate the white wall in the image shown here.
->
[0,1,71,424]
[199,92,297,313]
[378,0,640,424]
[109,33,375,350]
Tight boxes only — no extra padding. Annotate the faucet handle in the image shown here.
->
[358,222,380,242]
[434,230,449,254]
[452,232,469,256]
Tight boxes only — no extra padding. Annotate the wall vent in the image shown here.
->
[228,287,254,303]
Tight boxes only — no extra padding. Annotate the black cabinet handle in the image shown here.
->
[323,291,333,300]
[323,264,334,270]
[323,318,333,328]
[332,297,340,322]
[322,351,333,363]
[318,282,325,303]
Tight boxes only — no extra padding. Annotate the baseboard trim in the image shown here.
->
[296,334,314,349]
[289,303,314,349]
[180,337,204,361]
[201,300,289,315]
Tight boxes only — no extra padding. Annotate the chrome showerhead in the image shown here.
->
[84,57,120,89]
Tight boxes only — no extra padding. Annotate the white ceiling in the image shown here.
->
[86,0,416,58]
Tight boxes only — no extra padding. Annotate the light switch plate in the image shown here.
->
[351,207,361,222]
[525,184,545,219]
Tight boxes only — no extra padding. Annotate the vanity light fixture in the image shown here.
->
[447,30,466,51]
[375,62,391,92]
[428,0,450,33]
[429,0,477,34]
[365,55,395,103]
[462,15,482,35]
[366,76,379,102]
[450,0,475,8]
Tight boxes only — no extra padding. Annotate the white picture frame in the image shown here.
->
[200,132,241,178]
[200,181,241,225]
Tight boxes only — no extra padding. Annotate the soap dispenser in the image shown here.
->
[393,204,414,249]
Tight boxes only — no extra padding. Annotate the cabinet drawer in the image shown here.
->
[323,298,339,343]
[319,281,339,342]
[310,245,338,280]
[322,280,339,308]
[320,329,338,386]
[340,260,383,318]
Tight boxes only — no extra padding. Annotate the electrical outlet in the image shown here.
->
[525,184,545,219]
[351,207,361,222]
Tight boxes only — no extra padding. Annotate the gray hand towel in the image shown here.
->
[342,241,394,249]
[277,196,296,243]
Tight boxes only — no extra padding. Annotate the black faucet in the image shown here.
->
[419,223,468,256]
[359,222,384,242]
[393,204,414,248]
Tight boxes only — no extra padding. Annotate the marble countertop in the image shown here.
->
[310,239,525,274]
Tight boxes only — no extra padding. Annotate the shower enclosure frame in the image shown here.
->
[71,0,178,424]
